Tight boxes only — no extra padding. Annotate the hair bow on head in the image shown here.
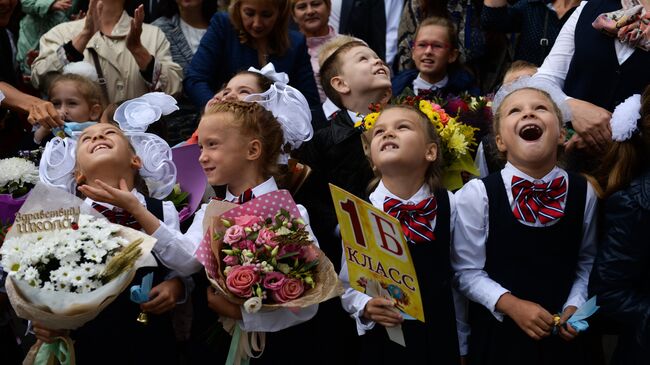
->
[493,76,572,123]
[244,83,313,164]
[610,94,641,142]
[39,92,179,199]
[248,63,290,84]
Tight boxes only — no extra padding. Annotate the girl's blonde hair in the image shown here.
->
[228,0,291,55]
[204,100,284,180]
[596,86,650,198]
[366,104,443,193]
[48,73,104,111]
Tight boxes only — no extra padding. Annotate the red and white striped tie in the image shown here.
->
[511,175,567,224]
[384,196,437,244]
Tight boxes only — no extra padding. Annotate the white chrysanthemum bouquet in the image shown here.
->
[0,183,157,364]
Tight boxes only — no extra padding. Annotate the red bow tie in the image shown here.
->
[92,203,142,230]
[211,188,255,204]
[511,175,567,224]
[384,196,437,244]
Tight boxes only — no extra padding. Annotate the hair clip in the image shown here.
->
[611,94,641,142]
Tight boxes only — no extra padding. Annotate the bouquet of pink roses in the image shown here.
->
[216,209,323,310]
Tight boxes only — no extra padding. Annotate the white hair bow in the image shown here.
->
[610,94,641,142]
[248,63,290,84]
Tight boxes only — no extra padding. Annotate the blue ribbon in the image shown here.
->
[226,325,250,365]
[567,296,600,332]
[130,272,154,304]
[52,121,98,139]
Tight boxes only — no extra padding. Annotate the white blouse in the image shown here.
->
[451,163,597,321]
[179,18,207,55]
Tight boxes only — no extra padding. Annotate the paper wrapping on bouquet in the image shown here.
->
[171,144,206,221]
[2,183,157,365]
[0,192,29,224]
[195,190,343,310]
[329,184,425,323]
[443,153,479,192]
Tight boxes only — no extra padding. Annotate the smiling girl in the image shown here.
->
[452,78,597,365]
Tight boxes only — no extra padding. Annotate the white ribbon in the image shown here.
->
[494,76,572,123]
[610,94,641,142]
[248,63,290,84]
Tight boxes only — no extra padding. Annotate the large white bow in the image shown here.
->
[248,63,290,84]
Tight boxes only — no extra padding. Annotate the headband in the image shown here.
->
[493,76,572,123]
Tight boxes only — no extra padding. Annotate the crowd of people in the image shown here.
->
[1,0,649,364]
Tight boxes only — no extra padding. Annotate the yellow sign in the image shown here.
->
[329,184,425,322]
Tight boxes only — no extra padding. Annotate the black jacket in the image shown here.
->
[589,167,650,365]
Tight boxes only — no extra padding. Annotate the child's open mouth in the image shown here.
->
[380,142,399,151]
[519,125,543,141]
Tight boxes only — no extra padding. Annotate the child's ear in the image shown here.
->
[558,126,567,145]
[331,76,351,95]
[448,48,459,64]
[425,143,437,162]
[246,139,262,161]
[89,104,103,121]
[495,133,508,153]
[131,155,143,170]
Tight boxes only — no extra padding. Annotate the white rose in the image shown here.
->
[243,296,263,314]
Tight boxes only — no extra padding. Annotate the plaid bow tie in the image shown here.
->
[511,175,567,224]
[211,188,255,204]
[384,196,437,244]
[92,203,142,230]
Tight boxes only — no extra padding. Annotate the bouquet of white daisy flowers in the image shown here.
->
[0,157,39,226]
[0,183,157,364]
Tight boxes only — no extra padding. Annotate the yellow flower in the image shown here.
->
[364,112,380,129]
[419,100,433,113]
[354,121,363,128]
[448,131,469,156]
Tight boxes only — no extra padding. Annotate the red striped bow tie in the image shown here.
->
[92,203,142,230]
[384,196,437,244]
[511,175,567,224]
[211,188,255,204]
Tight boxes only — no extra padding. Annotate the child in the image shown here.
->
[452,77,597,365]
[33,73,103,145]
[185,69,275,145]
[589,87,650,364]
[184,100,317,364]
[391,16,480,98]
[340,104,466,364]
[476,60,538,177]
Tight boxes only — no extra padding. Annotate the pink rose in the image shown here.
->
[223,225,246,245]
[255,228,276,247]
[234,215,262,228]
[226,265,259,298]
[271,278,305,303]
[263,271,286,291]
[299,245,319,262]
[223,255,239,266]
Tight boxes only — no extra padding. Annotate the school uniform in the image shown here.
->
[340,181,467,364]
[452,162,598,365]
[72,191,190,365]
[184,177,319,364]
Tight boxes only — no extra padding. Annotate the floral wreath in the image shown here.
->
[40,93,179,199]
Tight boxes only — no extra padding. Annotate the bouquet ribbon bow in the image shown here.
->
[130,272,154,303]
[34,336,75,365]
[567,296,600,333]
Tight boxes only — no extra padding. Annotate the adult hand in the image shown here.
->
[27,100,64,128]
[126,5,153,69]
[558,305,579,341]
[50,0,73,12]
[32,322,69,344]
[362,297,403,327]
[566,98,612,153]
[140,277,184,314]
[72,0,102,52]
[496,293,554,340]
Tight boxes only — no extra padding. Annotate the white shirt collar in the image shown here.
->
[369,180,432,209]
[224,177,278,202]
[412,74,448,94]
[501,162,564,186]
[347,110,364,125]
[322,97,340,120]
